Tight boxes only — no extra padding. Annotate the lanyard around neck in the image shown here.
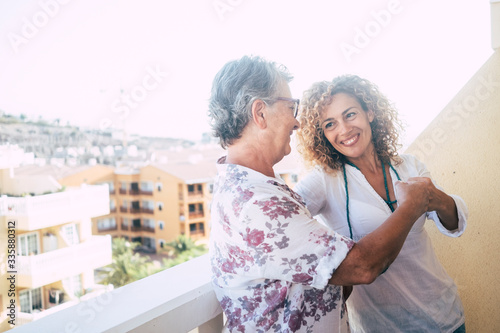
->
[343,159,401,239]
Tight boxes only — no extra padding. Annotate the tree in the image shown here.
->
[161,235,208,269]
[164,234,206,256]
[101,236,208,288]
[101,238,161,288]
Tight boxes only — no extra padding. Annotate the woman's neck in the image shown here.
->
[226,143,276,178]
[346,146,381,174]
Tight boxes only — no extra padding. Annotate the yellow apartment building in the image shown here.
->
[56,148,220,253]
[0,145,112,331]
[57,146,302,253]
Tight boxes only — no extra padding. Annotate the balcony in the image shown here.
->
[16,235,112,289]
[130,208,141,214]
[121,223,129,230]
[188,211,204,219]
[0,185,110,231]
[120,206,128,213]
[140,190,153,195]
[15,285,113,327]
[11,254,224,333]
[141,207,154,214]
[187,192,204,202]
[129,189,140,196]
[97,225,118,232]
[142,226,155,233]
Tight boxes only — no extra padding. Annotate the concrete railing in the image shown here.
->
[0,185,110,231]
[10,254,224,333]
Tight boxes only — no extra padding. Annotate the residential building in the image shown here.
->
[55,145,302,253]
[0,145,112,331]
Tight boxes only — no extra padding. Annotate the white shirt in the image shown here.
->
[294,154,468,332]
[209,159,354,332]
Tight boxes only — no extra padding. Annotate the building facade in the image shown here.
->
[58,146,302,254]
[0,145,112,331]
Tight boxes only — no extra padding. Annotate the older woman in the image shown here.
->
[207,56,432,332]
[295,74,468,333]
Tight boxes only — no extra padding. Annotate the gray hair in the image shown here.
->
[208,55,293,149]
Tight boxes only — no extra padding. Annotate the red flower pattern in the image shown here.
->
[210,162,354,332]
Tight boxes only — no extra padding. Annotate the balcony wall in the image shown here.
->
[17,235,112,288]
[0,185,110,231]
[405,49,500,332]
[15,285,112,327]
[10,254,223,333]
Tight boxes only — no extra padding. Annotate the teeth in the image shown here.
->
[343,136,357,145]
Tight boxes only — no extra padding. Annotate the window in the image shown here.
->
[130,182,139,191]
[159,239,166,248]
[156,182,163,192]
[63,274,82,298]
[198,203,204,212]
[208,183,214,194]
[189,223,197,232]
[108,181,115,192]
[19,288,42,313]
[61,224,80,246]
[120,181,127,190]
[199,222,205,232]
[18,232,40,256]
[157,202,164,211]
[143,237,155,249]
[291,174,298,183]
[197,184,202,192]
[142,200,154,210]
[189,204,195,212]
[143,219,155,228]
[97,218,116,231]
[158,221,165,230]
[140,181,154,192]
[110,199,116,211]
[132,219,141,228]
[188,184,194,193]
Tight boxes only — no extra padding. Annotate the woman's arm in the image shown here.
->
[328,179,430,286]
[408,155,464,232]
[409,176,459,231]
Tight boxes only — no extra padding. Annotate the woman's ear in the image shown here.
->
[252,99,268,129]
[367,109,375,122]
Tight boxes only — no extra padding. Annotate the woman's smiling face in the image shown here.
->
[320,92,375,161]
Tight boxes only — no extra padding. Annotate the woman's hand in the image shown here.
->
[394,179,430,217]
[407,177,459,231]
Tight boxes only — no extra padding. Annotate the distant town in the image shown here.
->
[0,111,216,168]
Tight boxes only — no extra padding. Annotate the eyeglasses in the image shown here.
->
[275,97,300,118]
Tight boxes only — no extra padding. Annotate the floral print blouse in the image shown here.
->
[209,158,354,332]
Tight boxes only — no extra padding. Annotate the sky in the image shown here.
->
[0,0,494,146]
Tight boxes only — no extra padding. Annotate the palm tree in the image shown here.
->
[164,234,207,256]
[101,238,159,288]
[162,235,208,269]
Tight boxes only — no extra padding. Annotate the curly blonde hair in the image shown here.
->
[297,74,403,172]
